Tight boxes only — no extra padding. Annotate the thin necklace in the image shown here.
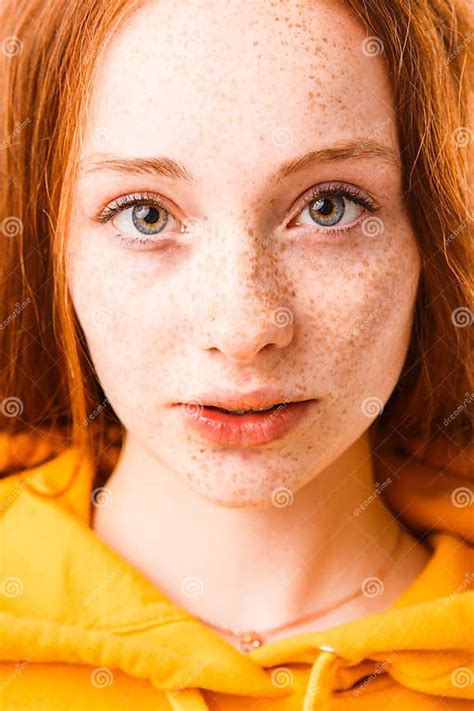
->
[198,527,405,653]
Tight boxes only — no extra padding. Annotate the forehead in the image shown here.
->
[82,0,396,182]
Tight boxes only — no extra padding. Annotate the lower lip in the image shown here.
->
[174,400,316,447]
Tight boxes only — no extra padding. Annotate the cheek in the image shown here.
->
[66,235,175,419]
[296,226,420,394]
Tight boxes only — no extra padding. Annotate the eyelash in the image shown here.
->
[94,183,380,247]
[289,181,379,233]
[96,192,169,221]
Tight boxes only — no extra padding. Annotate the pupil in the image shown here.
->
[309,194,345,227]
[316,198,334,216]
[139,206,159,224]
[132,204,168,234]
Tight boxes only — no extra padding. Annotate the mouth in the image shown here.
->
[205,402,288,415]
[173,398,316,447]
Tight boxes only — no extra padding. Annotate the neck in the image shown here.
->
[92,429,427,642]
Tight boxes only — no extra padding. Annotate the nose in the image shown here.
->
[194,230,294,364]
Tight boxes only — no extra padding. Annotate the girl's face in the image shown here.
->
[67,0,420,507]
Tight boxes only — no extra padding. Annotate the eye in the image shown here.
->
[288,183,379,233]
[301,194,361,228]
[116,204,172,236]
[95,192,182,246]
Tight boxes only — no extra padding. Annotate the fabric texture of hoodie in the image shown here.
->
[0,427,472,710]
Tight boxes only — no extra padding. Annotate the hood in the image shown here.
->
[0,428,472,710]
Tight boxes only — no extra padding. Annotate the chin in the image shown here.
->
[194,490,280,510]
[181,469,299,510]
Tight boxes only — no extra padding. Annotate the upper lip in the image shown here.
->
[175,388,313,411]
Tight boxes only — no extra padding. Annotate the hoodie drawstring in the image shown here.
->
[303,648,340,710]
[165,647,340,711]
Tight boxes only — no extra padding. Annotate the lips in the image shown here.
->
[207,403,286,415]
[184,388,302,413]
[173,398,316,447]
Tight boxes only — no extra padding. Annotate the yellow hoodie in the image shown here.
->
[0,429,472,710]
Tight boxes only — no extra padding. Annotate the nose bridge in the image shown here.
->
[194,220,294,361]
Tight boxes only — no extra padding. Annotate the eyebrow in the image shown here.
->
[79,139,400,183]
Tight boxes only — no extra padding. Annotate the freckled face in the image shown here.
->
[67,0,420,507]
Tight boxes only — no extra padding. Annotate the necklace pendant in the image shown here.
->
[239,631,264,653]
